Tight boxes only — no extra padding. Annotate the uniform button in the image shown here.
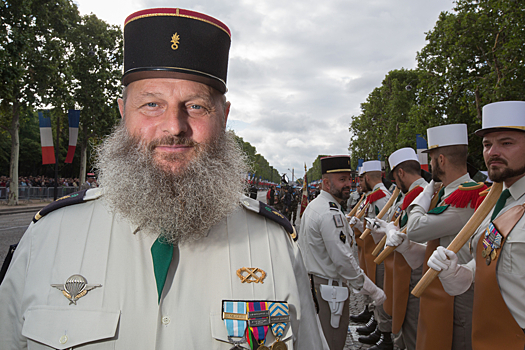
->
[243,200,249,206]
[162,316,171,325]
[59,335,68,344]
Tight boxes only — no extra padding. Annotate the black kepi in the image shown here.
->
[123,8,231,93]
[321,155,352,174]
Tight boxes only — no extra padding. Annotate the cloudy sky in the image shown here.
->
[75,0,455,179]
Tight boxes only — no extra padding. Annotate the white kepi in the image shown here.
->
[423,123,468,153]
[475,101,525,136]
[388,147,419,171]
[362,160,382,174]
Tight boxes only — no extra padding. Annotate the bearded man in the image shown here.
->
[0,8,323,349]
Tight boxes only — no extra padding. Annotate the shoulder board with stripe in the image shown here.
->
[474,186,491,211]
[241,196,296,241]
[33,188,102,223]
[444,182,488,209]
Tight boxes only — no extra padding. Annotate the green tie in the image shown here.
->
[491,189,511,221]
[151,237,174,303]
[437,186,446,204]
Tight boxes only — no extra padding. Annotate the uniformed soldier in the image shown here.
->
[298,155,386,350]
[348,160,393,350]
[79,172,97,190]
[379,147,428,350]
[0,9,324,349]
[427,101,525,349]
[406,124,486,350]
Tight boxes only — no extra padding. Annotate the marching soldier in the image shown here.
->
[406,124,487,350]
[380,147,429,350]
[348,160,393,350]
[299,155,386,350]
[427,101,525,349]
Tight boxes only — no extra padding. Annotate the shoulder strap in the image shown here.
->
[33,188,102,223]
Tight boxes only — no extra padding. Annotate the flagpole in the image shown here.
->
[54,112,60,201]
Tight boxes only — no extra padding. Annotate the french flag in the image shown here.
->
[416,134,429,172]
[38,112,55,165]
[65,109,80,163]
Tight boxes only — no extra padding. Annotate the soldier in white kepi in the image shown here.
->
[427,101,525,349]
[406,123,487,350]
[0,8,324,349]
[298,155,386,350]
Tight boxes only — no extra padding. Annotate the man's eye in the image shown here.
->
[190,104,202,110]
[146,102,158,108]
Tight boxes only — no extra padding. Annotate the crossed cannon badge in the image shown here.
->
[236,267,266,284]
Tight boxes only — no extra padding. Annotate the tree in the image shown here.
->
[0,0,80,205]
[306,155,328,182]
[67,14,123,184]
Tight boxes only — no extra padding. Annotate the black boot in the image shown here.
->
[350,304,372,323]
[356,314,377,335]
[358,327,381,344]
[369,332,393,350]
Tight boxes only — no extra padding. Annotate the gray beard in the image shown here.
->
[95,123,249,244]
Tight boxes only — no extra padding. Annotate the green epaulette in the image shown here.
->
[241,197,296,241]
[33,188,102,223]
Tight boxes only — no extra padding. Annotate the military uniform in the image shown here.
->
[0,189,323,349]
[298,190,364,350]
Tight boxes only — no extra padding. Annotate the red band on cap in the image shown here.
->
[124,8,231,37]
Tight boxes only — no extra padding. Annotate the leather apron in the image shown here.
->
[383,252,394,316]
[416,239,454,350]
[363,233,377,284]
[391,251,413,334]
[472,205,525,350]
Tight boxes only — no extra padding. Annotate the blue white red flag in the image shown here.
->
[38,111,55,164]
[65,110,80,163]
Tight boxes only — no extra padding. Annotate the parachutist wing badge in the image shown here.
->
[52,274,101,305]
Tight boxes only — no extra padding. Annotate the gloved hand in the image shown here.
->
[410,180,437,212]
[427,246,474,296]
[357,275,386,306]
[385,229,409,253]
[347,215,364,232]
[369,219,397,243]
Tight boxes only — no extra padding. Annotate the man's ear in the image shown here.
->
[223,101,231,127]
[118,98,125,119]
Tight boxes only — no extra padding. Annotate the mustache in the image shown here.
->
[487,157,508,166]
[147,135,198,150]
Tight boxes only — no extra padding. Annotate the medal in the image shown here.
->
[268,302,289,350]
[247,302,270,350]
[223,301,248,349]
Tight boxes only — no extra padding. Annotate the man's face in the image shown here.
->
[326,172,352,201]
[483,130,525,183]
[429,150,444,182]
[118,78,229,174]
[392,169,409,193]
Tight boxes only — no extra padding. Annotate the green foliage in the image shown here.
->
[233,134,280,182]
[306,155,328,182]
[350,0,525,171]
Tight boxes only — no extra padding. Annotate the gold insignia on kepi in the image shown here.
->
[51,274,102,305]
[171,32,180,50]
[237,267,266,284]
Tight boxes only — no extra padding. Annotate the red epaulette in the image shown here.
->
[401,185,424,210]
[444,182,488,209]
[365,188,387,205]
[474,187,491,211]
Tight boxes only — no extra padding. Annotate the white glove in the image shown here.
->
[369,219,397,243]
[347,215,364,232]
[385,229,409,253]
[427,246,474,296]
[410,180,437,212]
[357,275,386,306]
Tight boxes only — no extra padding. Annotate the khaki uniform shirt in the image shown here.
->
[407,173,475,264]
[0,189,323,349]
[364,183,391,220]
[298,190,364,289]
[469,175,525,327]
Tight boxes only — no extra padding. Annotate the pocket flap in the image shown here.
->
[22,306,120,349]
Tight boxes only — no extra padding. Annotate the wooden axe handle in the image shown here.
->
[360,187,400,239]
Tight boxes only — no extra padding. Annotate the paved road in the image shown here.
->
[0,210,36,264]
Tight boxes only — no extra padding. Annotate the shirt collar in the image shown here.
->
[505,174,525,201]
[320,189,342,209]
[444,173,471,198]
[408,177,428,192]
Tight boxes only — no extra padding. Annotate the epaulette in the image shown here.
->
[241,197,296,241]
[401,186,424,210]
[329,202,339,210]
[365,188,387,205]
[475,187,491,211]
[33,188,102,223]
[444,182,488,209]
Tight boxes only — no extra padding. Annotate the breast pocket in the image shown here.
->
[22,306,120,349]
[499,227,525,275]
[210,311,294,349]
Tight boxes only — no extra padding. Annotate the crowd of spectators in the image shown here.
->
[0,175,86,188]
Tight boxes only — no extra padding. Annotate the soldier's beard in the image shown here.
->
[95,123,249,244]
